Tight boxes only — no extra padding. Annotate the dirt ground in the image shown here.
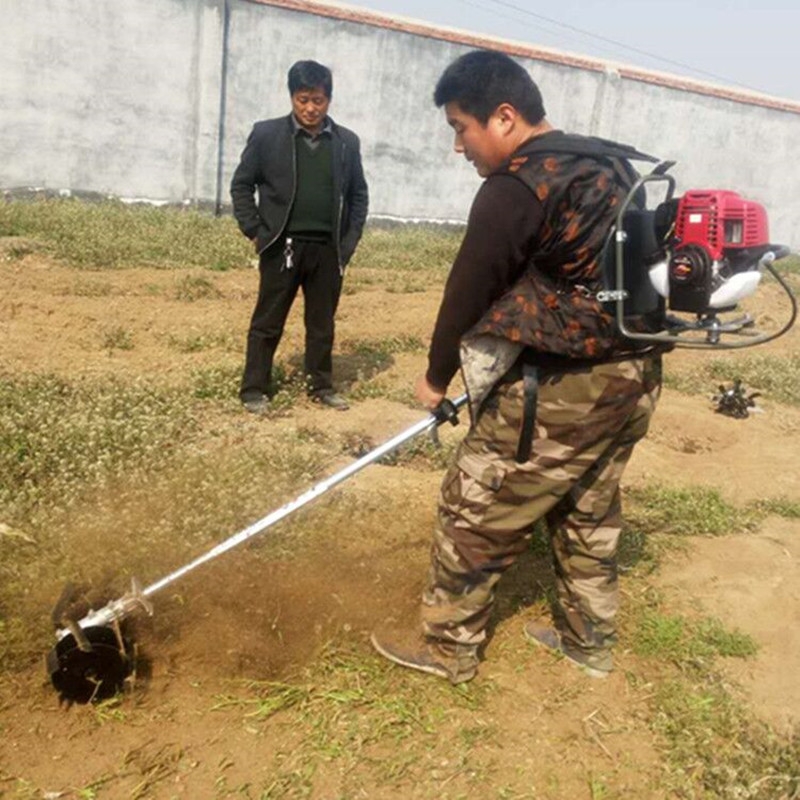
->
[0,250,798,797]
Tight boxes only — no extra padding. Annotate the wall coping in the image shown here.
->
[249,0,800,115]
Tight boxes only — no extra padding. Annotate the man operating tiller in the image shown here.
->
[371,50,665,683]
[46,49,794,706]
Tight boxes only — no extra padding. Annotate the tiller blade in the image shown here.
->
[47,625,131,705]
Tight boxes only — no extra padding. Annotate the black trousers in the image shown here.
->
[240,238,343,401]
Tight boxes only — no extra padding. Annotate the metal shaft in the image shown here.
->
[58,394,467,636]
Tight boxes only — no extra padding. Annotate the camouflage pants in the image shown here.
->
[422,356,661,665]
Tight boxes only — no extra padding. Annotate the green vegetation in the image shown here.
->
[654,677,800,799]
[0,197,252,270]
[625,484,759,537]
[351,223,462,273]
[0,373,195,526]
[631,609,757,664]
[342,333,425,361]
[100,324,135,353]
[173,273,222,301]
[776,253,800,273]
[347,224,461,292]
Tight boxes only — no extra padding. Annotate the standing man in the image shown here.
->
[231,60,369,412]
[371,50,662,683]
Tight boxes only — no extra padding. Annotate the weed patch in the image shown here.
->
[351,225,461,273]
[211,642,493,794]
[342,334,425,366]
[101,325,135,353]
[632,610,757,666]
[167,330,236,354]
[750,496,800,519]
[346,224,460,292]
[653,676,800,799]
[173,273,221,301]
[624,484,758,537]
[0,373,195,526]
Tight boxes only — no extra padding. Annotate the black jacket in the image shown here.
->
[230,114,369,266]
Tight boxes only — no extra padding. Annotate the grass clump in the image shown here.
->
[190,362,242,401]
[653,676,800,799]
[173,273,221,301]
[189,360,307,411]
[705,354,800,406]
[167,330,235,354]
[750,495,800,519]
[624,484,758,537]
[377,432,459,470]
[211,642,491,794]
[0,197,251,270]
[775,253,800,273]
[346,224,460,292]
[101,325,135,353]
[342,334,425,362]
[632,610,757,666]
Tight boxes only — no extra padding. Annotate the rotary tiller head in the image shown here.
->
[46,625,132,704]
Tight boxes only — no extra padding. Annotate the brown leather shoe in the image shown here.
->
[370,629,478,685]
[523,622,612,679]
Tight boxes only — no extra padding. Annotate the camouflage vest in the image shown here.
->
[459,134,659,420]
[471,133,656,359]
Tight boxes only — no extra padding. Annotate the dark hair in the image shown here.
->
[433,50,545,125]
[287,60,333,98]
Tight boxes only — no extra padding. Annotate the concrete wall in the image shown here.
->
[0,0,225,203]
[2,0,799,245]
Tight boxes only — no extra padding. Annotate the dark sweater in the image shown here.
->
[426,176,544,390]
[287,136,334,236]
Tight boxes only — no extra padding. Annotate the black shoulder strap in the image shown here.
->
[518,132,660,164]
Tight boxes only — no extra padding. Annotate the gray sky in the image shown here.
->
[340,0,800,101]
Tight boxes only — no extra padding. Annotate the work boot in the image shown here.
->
[523,622,612,679]
[370,628,478,685]
[311,389,349,410]
[242,395,270,415]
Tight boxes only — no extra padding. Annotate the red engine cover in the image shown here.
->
[674,190,770,261]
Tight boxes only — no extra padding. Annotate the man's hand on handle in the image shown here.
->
[415,375,446,411]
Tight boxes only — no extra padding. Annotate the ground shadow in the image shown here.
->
[283,350,396,390]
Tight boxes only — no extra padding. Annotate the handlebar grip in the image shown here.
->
[432,398,460,426]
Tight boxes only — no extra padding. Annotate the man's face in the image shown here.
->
[444,102,509,178]
[291,86,330,134]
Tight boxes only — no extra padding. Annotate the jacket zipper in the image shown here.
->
[336,143,345,273]
[259,133,297,255]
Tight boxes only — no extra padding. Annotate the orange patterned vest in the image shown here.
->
[471,133,653,360]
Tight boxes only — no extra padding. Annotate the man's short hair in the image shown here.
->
[288,60,333,98]
[434,50,545,125]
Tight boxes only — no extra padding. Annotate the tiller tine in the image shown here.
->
[46,578,152,704]
[47,624,130,705]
